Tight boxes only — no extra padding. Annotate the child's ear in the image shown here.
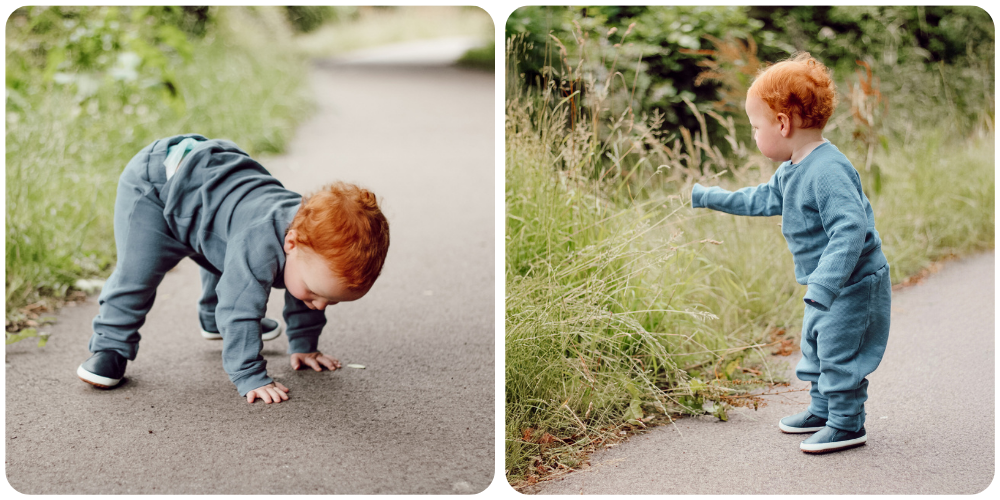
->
[776,112,793,137]
[283,230,297,252]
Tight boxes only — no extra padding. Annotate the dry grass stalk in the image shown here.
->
[850,60,888,173]
[519,25,773,196]
[681,34,762,116]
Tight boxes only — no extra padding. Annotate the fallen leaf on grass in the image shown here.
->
[24,302,49,313]
[769,327,796,356]
[772,339,795,356]
[522,427,534,441]
[346,364,366,369]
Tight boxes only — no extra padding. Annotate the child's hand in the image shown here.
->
[290,351,342,372]
[246,381,290,404]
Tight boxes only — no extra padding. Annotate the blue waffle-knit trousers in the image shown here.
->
[796,263,892,433]
[88,135,218,359]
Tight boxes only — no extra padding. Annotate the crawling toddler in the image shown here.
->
[77,134,390,404]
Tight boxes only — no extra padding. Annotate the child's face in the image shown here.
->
[746,95,792,162]
[282,231,367,310]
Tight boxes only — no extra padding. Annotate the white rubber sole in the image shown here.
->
[778,421,826,433]
[201,321,283,341]
[800,434,867,453]
[77,365,121,388]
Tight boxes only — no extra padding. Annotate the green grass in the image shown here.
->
[457,41,495,71]
[5,8,312,326]
[866,130,995,282]
[505,96,806,484]
[504,46,994,486]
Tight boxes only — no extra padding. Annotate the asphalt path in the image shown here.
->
[529,251,995,495]
[5,39,495,494]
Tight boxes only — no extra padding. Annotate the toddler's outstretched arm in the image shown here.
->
[691,170,783,217]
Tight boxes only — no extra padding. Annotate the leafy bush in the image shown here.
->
[507,6,995,160]
[457,40,495,71]
[750,6,995,136]
[749,6,994,69]
[506,6,777,145]
[285,6,332,33]
[284,6,358,33]
[5,6,213,112]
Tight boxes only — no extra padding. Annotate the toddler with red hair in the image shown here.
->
[77,135,389,404]
[691,54,891,453]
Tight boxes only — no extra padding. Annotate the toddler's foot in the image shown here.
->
[77,351,127,388]
[201,318,282,341]
[778,410,827,433]
[800,425,867,453]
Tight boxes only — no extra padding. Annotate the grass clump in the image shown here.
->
[505,35,797,485]
[865,130,994,283]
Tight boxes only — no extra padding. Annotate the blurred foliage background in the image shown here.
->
[5,6,493,338]
[506,6,994,155]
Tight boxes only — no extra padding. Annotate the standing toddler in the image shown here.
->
[691,54,891,453]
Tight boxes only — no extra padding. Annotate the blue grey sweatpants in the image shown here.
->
[89,135,218,358]
[796,263,892,432]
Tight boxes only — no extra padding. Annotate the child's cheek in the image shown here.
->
[283,270,305,302]
[290,283,306,302]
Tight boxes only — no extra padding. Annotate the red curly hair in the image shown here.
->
[748,53,837,129]
[288,182,389,292]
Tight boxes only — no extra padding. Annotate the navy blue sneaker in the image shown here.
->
[778,410,828,433]
[201,318,282,341]
[800,425,867,453]
[77,351,127,388]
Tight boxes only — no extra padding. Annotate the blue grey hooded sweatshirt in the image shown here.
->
[162,135,327,396]
[691,141,888,311]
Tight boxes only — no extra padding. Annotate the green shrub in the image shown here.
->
[285,6,332,33]
[5,6,209,112]
[506,6,994,163]
[457,40,495,71]
[506,6,773,145]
